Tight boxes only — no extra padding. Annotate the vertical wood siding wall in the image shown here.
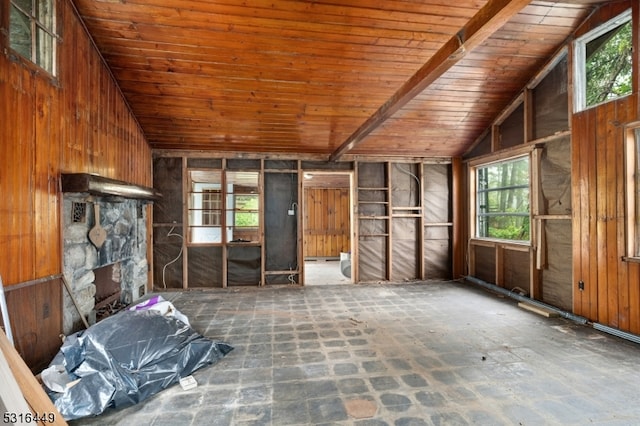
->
[303,188,351,258]
[0,0,151,369]
[572,95,640,333]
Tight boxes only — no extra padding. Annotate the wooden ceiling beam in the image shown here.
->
[329,0,532,162]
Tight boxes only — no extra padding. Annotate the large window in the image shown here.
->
[10,0,57,75]
[574,10,632,112]
[476,156,530,241]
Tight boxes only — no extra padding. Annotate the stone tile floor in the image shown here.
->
[72,281,640,425]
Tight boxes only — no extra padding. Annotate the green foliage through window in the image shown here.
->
[234,195,259,227]
[476,157,530,241]
[585,19,632,107]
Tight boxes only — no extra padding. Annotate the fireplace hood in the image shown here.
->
[61,173,161,201]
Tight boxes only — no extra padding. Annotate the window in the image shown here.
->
[10,0,57,75]
[188,170,223,243]
[226,171,260,243]
[574,10,632,112]
[626,127,640,259]
[202,190,222,226]
[187,169,261,244]
[476,156,530,241]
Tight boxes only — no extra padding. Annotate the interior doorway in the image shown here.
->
[302,172,353,285]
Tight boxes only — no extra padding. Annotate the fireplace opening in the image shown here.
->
[94,263,126,321]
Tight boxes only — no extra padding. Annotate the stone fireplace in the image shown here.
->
[61,195,149,334]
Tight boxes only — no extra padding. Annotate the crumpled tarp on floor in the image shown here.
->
[43,304,233,420]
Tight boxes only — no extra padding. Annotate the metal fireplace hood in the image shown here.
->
[61,173,161,201]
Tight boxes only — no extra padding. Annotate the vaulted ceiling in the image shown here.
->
[71,0,602,160]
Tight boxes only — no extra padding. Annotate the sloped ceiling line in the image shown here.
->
[328,0,532,162]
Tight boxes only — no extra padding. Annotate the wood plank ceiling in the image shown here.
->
[71,0,600,159]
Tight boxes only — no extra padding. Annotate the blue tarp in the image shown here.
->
[45,309,232,420]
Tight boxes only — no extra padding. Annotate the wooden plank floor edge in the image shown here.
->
[0,329,67,425]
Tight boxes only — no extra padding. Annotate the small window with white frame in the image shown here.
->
[626,126,640,260]
[9,0,57,76]
[474,156,530,242]
[574,9,632,112]
[188,170,223,244]
[202,189,222,226]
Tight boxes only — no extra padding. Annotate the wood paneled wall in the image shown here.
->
[571,1,640,335]
[572,94,640,333]
[304,188,351,258]
[0,0,151,368]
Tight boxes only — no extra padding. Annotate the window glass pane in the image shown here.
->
[477,157,530,241]
[189,170,222,243]
[234,194,259,227]
[37,0,54,31]
[226,171,260,243]
[202,190,222,226]
[10,5,32,59]
[12,0,33,14]
[585,19,632,107]
[36,29,54,74]
[10,0,56,76]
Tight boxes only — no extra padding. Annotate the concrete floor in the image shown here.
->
[72,281,640,425]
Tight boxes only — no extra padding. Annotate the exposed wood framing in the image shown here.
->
[298,161,305,285]
[182,157,189,289]
[530,146,543,299]
[353,162,360,284]
[260,159,266,287]
[451,158,465,279]
[329,0,532,161]
[386,162,393,280]
[419,163,426,279]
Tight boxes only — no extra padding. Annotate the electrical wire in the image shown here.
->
[162,226,184,289]
[394,163,421,207]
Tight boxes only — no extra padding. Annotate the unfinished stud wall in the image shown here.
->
[464,49,572,304]
[265,169,299,285]
[152,156,453,288]
[356,161,452,283]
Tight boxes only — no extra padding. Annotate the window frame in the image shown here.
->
[573,9,632,113]
[9,0,58,76]
[625,124,640,261]
[187,169,262,245]
[225,171,261,244]
[470,152,532,244]
[201,189,222,226]
[187,170,224,244]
